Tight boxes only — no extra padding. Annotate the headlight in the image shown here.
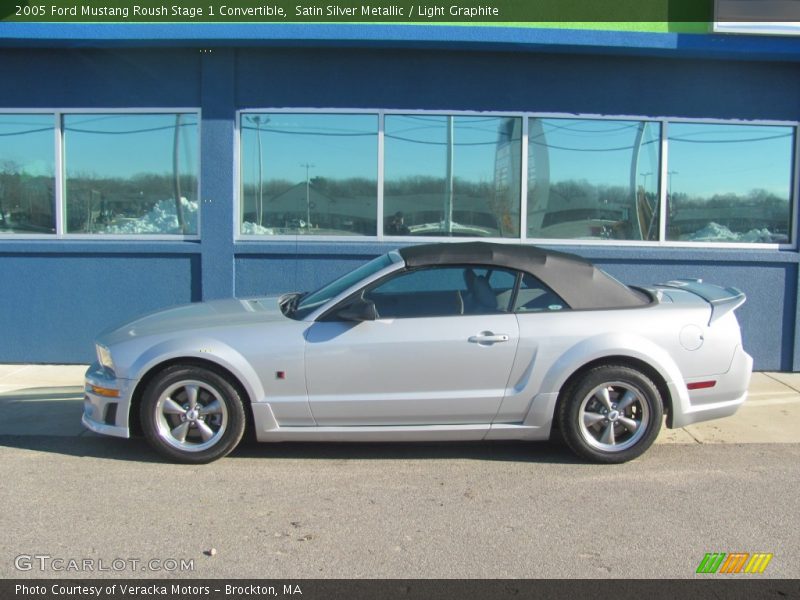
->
[96,344,115,371]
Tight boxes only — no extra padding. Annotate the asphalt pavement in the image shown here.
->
[0,364,798,580]
[0,437,797,579]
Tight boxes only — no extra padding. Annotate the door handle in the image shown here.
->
[468,332,510,344]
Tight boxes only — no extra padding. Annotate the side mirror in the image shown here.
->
[336,298,378,322]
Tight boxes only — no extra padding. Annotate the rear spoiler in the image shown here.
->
[660,279,746,325]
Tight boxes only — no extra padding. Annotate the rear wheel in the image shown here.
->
[559,365,663,463]
[140,365,246,463]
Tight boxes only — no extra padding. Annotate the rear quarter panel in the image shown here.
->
[498,297,742,426]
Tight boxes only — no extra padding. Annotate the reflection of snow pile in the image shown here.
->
[241,221,275,235]
[688,222,773,243]
[408,220,493,237]
[107,198,198,234]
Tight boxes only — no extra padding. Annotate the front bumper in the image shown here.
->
[82,362,134,439]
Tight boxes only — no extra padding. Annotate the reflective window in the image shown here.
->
[513,273,568,312]
[666,123,793,243]
[240,113,378,236]
[528,118,661,241]
[0,114,55,234]
[293,253,396,319]
[384,115,521,238]
[364,266,518,318]
[234,112,797,246]
[63,113,198,235]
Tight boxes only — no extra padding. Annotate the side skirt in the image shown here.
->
[251,404,550,442]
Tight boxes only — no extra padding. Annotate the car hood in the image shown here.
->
[99,297,289,345]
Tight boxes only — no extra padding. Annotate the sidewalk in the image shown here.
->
[0,364,89,437]
[0,364,798,443]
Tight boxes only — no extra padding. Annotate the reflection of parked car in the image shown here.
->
[83,242,752,464]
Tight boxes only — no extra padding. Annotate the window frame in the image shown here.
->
[0,108,202,241]
[235,108,799,250]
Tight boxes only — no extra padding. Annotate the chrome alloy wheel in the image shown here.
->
[154,380,229,452]
[578,381,650,452]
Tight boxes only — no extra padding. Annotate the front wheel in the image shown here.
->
[558,365,663,464]
[140,365,246,463]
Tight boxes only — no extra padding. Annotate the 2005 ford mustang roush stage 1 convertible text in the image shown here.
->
[83,242,752,464]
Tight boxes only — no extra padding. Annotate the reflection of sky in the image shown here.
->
[3,113,795,201]
[64,114,198,179]
[0,115,54,177]
[531,119,661,194]
[668,123,793,199]
[385,115,519,183]
[240,114,519,185]
[241,113,378,185]
[531,119,793,199]
[0,114,198,180]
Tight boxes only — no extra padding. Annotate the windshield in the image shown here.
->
[292,253,398,319]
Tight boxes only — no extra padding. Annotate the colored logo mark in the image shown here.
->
[696,552,773,574]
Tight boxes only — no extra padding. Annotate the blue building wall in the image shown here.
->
[1,38,799,369]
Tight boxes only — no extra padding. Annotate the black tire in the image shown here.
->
[558,365,663,464]
[140,364,246,464]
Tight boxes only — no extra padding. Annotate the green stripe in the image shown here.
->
[697,553,726,574]
[709,553,726,574]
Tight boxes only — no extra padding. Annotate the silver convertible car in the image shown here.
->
[83,242,752,464]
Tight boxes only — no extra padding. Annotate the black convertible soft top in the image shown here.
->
[398,242,650,310]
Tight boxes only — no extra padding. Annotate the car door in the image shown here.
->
[304,265,520,426]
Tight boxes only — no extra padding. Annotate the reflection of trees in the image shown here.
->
[0,163,54,232]
[529,178,660,240]
[64,173,197,232]
[240,174,514,236]
[668,188,789,238]
[386,176,510,235]
[532,178,789,239]
[64,173,196,201]
[384,176,494,197]
[243,175,500,205]
[242,176,377,205]
[384,176,444,196]
[237,172,791,240]
[309,176,376,198]
[670,188,788,209]
[2,169,198,236]
[242,176,378,235]
[547,179,655,206]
